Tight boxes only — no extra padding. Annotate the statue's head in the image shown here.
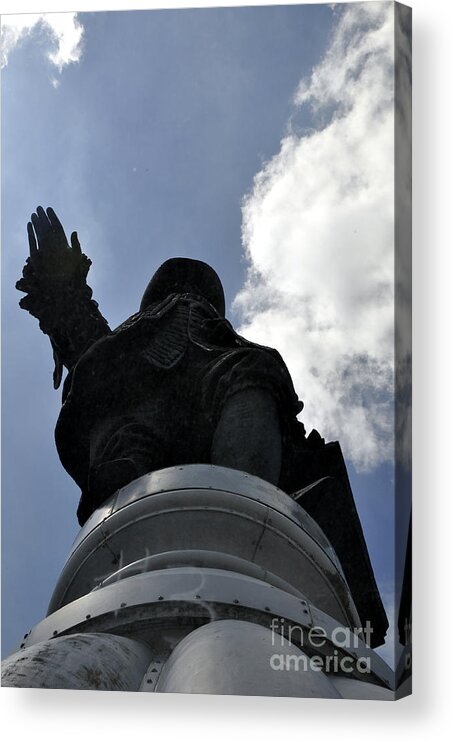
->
[140,258,226,316]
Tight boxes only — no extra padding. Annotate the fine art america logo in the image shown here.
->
[269,618,374,675]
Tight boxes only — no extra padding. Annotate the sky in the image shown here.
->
[1,2,411,668]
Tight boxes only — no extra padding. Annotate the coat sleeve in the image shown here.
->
[16,249,111,388]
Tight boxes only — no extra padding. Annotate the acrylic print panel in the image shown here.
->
[1,1,411,699]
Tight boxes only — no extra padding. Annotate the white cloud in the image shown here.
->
[1,12,83,72]
[235,2,399,471]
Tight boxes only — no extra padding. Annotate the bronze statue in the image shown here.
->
[17,206,313,525]
[15,206,389,646]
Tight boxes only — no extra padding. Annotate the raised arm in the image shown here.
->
[16,206,111,388]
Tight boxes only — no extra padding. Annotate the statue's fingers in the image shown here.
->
[70,231,81,254]
[46,207,67,240]
[36,205,53,229]
[31,208,50,247]
[27,221,37,255]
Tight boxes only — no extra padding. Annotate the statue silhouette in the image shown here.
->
[17,206,309,525]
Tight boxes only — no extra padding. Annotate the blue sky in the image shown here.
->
[1,3,411,667]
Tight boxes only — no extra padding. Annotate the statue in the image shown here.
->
[17,206,313,525]
[15,206,389,646]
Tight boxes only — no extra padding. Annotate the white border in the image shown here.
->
[1,0,452,739]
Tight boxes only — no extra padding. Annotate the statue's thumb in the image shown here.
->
[71,231,81,254]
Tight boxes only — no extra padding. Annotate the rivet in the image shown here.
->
[264,606,271,612]
[233,599,239,604]
[120,602,126,608]
[158,596,164,601]
[86,614,91,619]
[53,630,58,636]
[195,594,201,599]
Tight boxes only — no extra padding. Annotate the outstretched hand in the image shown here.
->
[16,206,92,308]
[18,206,87,285]
[28,205,81,254]
[15,206,108,387]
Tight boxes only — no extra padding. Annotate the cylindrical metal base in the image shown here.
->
[2,466,392,698]
[47,465,360,631]
[1,633,153,691]
[155,620,341,697]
